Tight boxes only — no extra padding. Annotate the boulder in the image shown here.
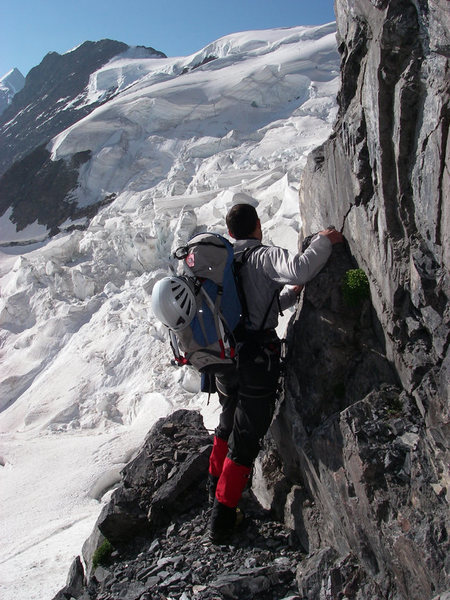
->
[51,555,85,600]
[96,409,212,545]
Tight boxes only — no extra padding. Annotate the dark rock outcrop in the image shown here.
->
[0,144,109,237]
[96,409,212,545]
[54,410,307,600]
[259,1,449,598]
[53,556,86,600]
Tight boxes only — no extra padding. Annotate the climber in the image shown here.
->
[208,203,343,544]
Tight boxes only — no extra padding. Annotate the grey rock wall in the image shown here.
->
[261,1,449,598]
[262,243,448,599]
[300,0,449,398]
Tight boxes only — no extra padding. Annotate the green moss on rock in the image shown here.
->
[92,539,113,570]
[342,268,370,308]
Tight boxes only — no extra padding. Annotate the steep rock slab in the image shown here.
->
[296,388,447,600]
[299,0,449,405]
[264,241,449,598]
[265,1,449,598]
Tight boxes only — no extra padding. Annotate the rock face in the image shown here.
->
[299,0,449,399]
[96,409,212,546]
[260,1,449,599]
[258,241,448,598]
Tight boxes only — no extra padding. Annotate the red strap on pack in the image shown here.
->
[173,356,189,366]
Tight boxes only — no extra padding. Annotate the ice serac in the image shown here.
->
[262,1,449,599]
[0,26,337,243]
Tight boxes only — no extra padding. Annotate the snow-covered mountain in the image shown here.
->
[0,24,339,600]
[0,68,25,116]
[0,27,338,244]
[0,40,166,180]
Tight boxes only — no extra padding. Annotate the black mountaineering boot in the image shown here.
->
[207,474,219,506]
[209,499,239,544]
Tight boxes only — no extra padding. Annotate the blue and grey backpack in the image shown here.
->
[162,232,244,372]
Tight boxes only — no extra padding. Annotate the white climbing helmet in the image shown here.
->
[151,276,197,331]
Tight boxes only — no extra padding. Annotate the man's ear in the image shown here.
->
[253,219,262,241]
[228,229,236,240]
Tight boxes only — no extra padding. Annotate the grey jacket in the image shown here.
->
[234,234,332,331]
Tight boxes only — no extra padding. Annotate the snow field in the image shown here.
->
[0,23,340,600]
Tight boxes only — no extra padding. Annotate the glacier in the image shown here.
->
[0,24,339,600]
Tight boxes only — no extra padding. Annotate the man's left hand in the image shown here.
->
[320,228,344,245]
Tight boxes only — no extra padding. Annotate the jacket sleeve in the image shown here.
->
[262,234,332,285]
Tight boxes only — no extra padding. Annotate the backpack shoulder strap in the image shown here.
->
[233,245,260,325]
[234,244,260,265]
[259,288,283,331]
[234,244,284,331]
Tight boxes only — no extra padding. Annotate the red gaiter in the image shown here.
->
[208,436,229,478]
[215,456,251,508]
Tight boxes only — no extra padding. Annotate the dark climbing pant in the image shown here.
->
[202,363,238,480]
[203,333,281,508]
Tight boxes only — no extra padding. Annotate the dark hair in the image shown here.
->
[226,203,259,239]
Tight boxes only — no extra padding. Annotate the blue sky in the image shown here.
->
[2,0,335,78]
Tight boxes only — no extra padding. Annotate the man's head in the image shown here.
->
[226,203,261,240]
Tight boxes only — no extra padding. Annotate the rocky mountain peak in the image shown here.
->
[0,67,25,116]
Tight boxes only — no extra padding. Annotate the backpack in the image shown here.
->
[167,232,244,372]
[152,231,283,376]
